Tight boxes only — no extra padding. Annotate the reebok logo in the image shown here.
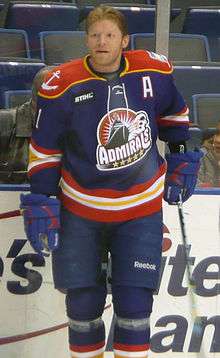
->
[134,261,156,271]
[74,92,94,104]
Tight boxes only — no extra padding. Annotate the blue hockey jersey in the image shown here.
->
[28,50,189,222]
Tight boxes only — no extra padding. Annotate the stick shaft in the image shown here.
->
[177,201,207,358]
[0,209,21,219]
[178,202,197,312]
[177,202,193,283]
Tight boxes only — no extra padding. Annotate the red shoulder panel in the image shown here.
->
[38,57,98,99]
[123,50,173,74]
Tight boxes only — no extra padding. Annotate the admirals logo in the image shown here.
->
[96,108,152,171]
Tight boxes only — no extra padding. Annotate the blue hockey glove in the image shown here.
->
[164,150,203,204]
[20,193,60,256]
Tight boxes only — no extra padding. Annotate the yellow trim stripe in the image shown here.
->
[71,354,104,358]
[39,77,102,99]
[28,145,62,170]
[29,143,62,159]
[60,175,164,210]
[39,54,173,99]
[114,352,148,358]
[28,157,61,171]
[70,348,104,358]
[121,67,173,76]
[119,57,129,76]
[39,55,107,99]
[83,55,107,80]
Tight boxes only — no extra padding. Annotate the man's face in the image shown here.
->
[86,19,129,73]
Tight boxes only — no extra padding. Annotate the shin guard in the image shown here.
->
[112,286,153,358]
[66,286,106,358]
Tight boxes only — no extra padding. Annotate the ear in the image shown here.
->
[122,35,129,49]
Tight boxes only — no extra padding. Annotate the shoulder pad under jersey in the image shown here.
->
[38,57,99,99]
[123,50,173,75]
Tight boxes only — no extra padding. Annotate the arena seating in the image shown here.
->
[187,126,203,150]
[171,0,220,8]
[0,108,17,135]
[130,33,211,62]
[76,0,149,5]
[182,7,220,61]
[78,4,181,33]
[0,28,31,59]
[0,61,45,108]
[192,93,220,129]
[5,2,80,58]
[173,66,220,125]
[3,89,32,108]
[40,30,87,65]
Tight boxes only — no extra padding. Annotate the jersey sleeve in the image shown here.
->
[28,93,67,195]
[155,69,190,143]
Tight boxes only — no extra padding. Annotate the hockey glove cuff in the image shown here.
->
[20,193,60,256]
[164,150,203,205]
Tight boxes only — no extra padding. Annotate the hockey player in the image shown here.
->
[20,5,203,358]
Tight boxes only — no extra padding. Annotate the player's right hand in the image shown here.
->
[20,193,60,257]
[164,150,203,204]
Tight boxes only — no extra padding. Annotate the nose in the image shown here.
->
[97,34,106,46]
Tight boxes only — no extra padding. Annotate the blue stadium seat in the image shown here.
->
[40,31,87,65]
[3,89,32,108]
[5,2,80,58]
[78,5,181,33]
[121,6,175,34]
[77,0,149,5]
[0,28,31,59]
[0,61,45,108]
[182,8,220,61]
[171,0,220,8]
[192,93,220,129]
[130,33,211,62]
[173,66,220,125]
[187,127,203,150]
[80,5,156,33]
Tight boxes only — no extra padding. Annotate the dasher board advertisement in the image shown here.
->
[0,188,219,357]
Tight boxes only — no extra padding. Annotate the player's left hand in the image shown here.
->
[20,193,60,256]
[164,150,203,204]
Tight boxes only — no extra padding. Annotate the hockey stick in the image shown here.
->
[0,209,22,220]
[177,197,207,358]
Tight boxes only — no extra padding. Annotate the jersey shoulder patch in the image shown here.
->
[38,58,95,99]
[124,49,173,74]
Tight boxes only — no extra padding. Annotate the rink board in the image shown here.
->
[0,186,219,358]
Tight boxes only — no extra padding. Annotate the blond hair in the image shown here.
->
[85,5,128,36]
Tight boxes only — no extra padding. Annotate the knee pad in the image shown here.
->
[112,285,153,319]
[68,316,104,335]
[66,285,107,321]
[115,316,150,333]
